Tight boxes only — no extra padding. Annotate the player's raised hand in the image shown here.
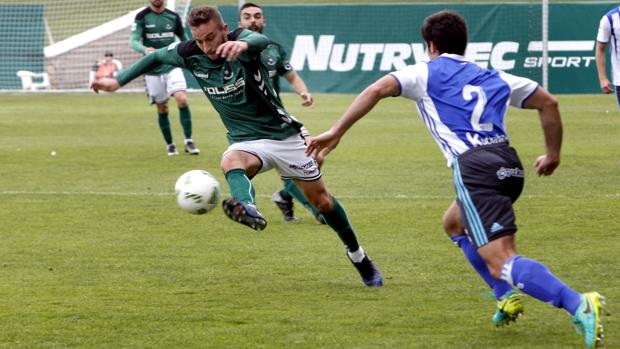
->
[90,78,120,94]
[305,130,341,158]
[534,154,560,176]
[216,41,249,61]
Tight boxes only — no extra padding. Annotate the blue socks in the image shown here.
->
[451,235,513,299]
[501,255,582,315]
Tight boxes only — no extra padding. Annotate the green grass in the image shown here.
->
[0,91,618,348]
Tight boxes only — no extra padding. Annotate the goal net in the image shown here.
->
[0,0,194,91]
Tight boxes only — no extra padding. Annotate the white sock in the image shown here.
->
[347,246,365,263]
[184,138,193,145]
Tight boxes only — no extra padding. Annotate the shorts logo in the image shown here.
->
[496,167,524,180]
[289,160,318,175]
[490,222,504,233]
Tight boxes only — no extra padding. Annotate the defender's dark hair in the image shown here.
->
[239,2,262,20]
[240,2,261,12]
[421,10,467,55]
[187,6,224,28]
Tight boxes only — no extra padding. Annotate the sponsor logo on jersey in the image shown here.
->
[145,24,156,28]
[202,77,245,99]
[289,35,596,72]
[467,133,509,147]
[146,32,175,39]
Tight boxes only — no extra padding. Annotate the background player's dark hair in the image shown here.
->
[187,6,224,28]
[421,10,467,55]
[239,2,262,20]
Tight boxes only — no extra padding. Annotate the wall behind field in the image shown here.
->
[1,2,615,93]
[215,2,613,94]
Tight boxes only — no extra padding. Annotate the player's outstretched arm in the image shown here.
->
[522,87,563,176]
[90,78,120,94]
[305,74,399,158]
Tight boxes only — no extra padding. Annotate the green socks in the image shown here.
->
[224,168,255,205]
[179,106,192,139]
[157,112,172,144]
[321,197,360,252]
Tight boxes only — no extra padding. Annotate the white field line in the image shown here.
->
[1,190,619,200]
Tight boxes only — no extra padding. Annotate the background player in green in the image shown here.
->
[238,2,325,224]
[131,0,199,156]
[92,6,383,287]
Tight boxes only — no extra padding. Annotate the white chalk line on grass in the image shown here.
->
[1,190,619,200]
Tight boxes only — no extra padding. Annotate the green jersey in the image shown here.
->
[130,7,189,75]
[260,41,293,95]
[118,29,303,144]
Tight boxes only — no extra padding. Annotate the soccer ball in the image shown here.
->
[175,170,221,214]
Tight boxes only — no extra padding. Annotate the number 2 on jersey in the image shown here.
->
[462,85,493,132]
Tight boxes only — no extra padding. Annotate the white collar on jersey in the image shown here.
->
[439,53,466,61]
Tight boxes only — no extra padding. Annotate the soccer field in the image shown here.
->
[0,92,618,348]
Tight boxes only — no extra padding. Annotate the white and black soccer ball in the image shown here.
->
[175,170,221,214]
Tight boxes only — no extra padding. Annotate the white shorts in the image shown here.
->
[223,133,322,181]
[145,68,187,104]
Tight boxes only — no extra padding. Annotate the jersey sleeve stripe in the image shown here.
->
[417,99,460,159]
[520,85,540,108]
[607,13,618,54]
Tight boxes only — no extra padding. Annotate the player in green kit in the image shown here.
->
[92,6,382,287]
[131,0,199,156]
[238,2,325,224]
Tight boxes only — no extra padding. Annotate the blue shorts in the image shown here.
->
[452,143,524,247]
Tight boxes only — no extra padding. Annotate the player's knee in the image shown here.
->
[311,192,333,212]
[442,214,463,237]
[220,158,233,173]
[157,103,168,113]
[175,95,188,108]
[489,262,506,280]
